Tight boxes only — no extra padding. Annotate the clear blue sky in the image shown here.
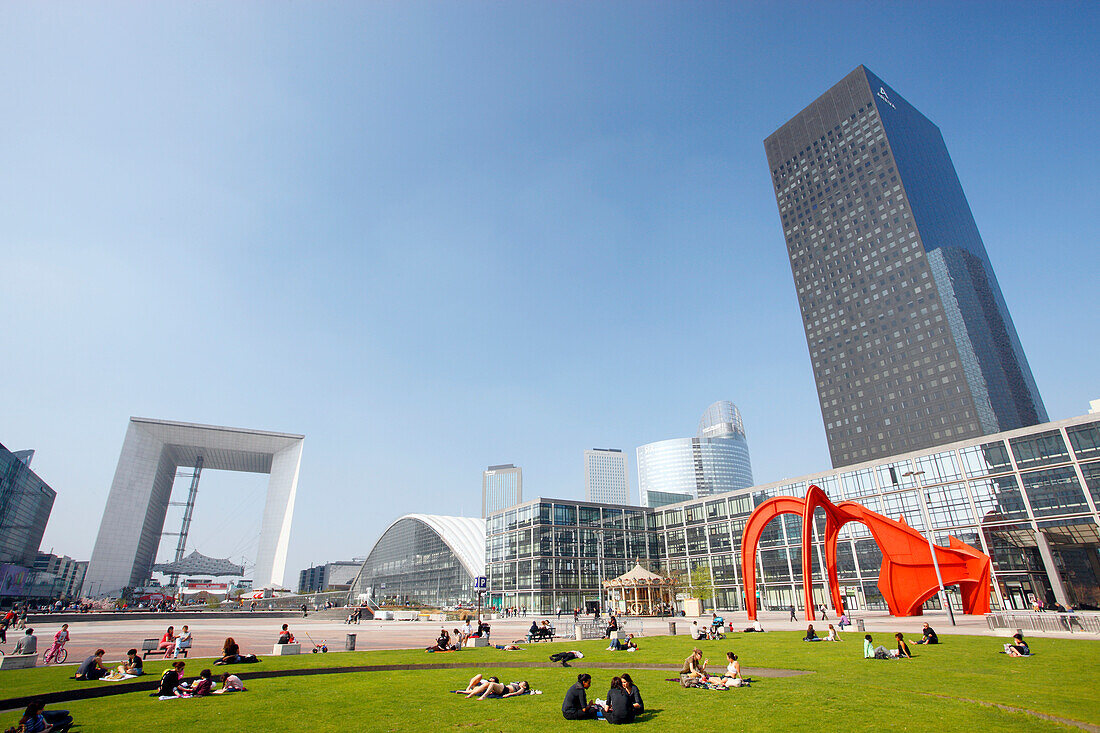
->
[3,2,1097,587]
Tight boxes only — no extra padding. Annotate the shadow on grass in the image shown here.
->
[634,707,663,722]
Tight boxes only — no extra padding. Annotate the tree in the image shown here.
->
[686,565,714,602]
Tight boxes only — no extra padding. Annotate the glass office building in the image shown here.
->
[0,442,56,568]
[637,401,754,507]
[350,514,485,608]
[765,67,1046,467]
[488,413,1100,613]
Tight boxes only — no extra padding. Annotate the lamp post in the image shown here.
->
[595,529,606,614]
[904,470,956,626]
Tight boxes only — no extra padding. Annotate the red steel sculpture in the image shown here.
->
[741,485,992,621]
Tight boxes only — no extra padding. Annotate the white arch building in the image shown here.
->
[350,514,486,608]
[83,418,304,597]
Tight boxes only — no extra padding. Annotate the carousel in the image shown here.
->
[602,562,678,616]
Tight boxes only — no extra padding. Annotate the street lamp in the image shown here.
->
[594,529,606,614]
[904,470,956,626]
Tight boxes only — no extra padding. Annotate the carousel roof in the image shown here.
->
[153,551,244,577]
[602,562,676,587]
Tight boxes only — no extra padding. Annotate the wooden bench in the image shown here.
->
[0,653,38,670]
[142,638,187,659]
[527,626,556,642]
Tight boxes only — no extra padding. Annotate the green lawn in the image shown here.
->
[3,633,1097,732]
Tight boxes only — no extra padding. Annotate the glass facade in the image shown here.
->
[765,66,1046,468]
[350,516,483,608]
[0,442,56,568]
[637,401,754,506]
[490,414,1100,613]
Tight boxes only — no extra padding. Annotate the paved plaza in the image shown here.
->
[3,609,1084,665]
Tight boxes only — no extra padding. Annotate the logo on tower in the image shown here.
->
[877,87,896,109]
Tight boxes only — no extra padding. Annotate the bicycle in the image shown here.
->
[43,643,67,664]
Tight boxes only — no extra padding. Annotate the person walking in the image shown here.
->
[789,605,796,622]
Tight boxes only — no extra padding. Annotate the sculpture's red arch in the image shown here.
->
[741,485,992,620]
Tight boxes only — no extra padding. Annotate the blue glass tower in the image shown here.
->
[765,66,1046,467]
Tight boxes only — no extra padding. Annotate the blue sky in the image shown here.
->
[3,2,1097,586]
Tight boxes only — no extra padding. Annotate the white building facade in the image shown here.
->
[585,448,630,504]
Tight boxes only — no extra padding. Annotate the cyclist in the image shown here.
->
[44,624,69,664]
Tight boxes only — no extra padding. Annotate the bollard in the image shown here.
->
[575,626,584,642]
[345,633,356,651]
[856,618,865,632]
[668,621,677,635]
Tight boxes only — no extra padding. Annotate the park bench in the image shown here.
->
[0,653,37,670]
[526,625,556,642]
[142,638,187,659]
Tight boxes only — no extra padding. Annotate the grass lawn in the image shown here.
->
[2,632,1097,731]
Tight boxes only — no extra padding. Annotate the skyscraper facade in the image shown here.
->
[765,66,1046,468]
[482,464,522,518]
[0,442,55,567]
[585,448,630,504]
[637,401,754,507]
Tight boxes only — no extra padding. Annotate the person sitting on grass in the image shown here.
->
[690,621,707,641]
[803,624,821,641]
[715,651,743,687]
[1004,633,1030,657]
[620,673,643,714]
[158,661,189,697]
[863,634,875,659]
[742,619,764,633]
[17,701,73,733]
[605,676,635,725]
[190,669,215,697]
[74,649,107,680]
[914,623,938,645]
[892,632,913,659]
[220,672,246,691]
[426,628,451,652]
[215,637,240,665]
[680,648,708,679]
[562,673,600,720]
[116,648,143,676]
[824,624,842,642]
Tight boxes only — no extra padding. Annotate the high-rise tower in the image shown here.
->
[637,401,754,507]
[765,66,1046,467]
[584,448,630,504]
[482,464,522,518]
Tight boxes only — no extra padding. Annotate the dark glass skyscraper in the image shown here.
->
[765,66,1046,467]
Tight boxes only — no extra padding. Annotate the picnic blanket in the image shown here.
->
[99,673,140,682]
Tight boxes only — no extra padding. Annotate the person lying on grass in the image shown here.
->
[462,674,530,699]
[220,673,246,691]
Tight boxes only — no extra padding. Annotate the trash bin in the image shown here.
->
[345,633,357,651]
[668,622,677,635]
[855,618,865,632]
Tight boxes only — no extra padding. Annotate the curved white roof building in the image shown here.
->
[350,514,486,608]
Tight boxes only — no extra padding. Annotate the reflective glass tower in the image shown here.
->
[765,66,1046,468]
[637,401,754,507]
[482,464,522,518]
